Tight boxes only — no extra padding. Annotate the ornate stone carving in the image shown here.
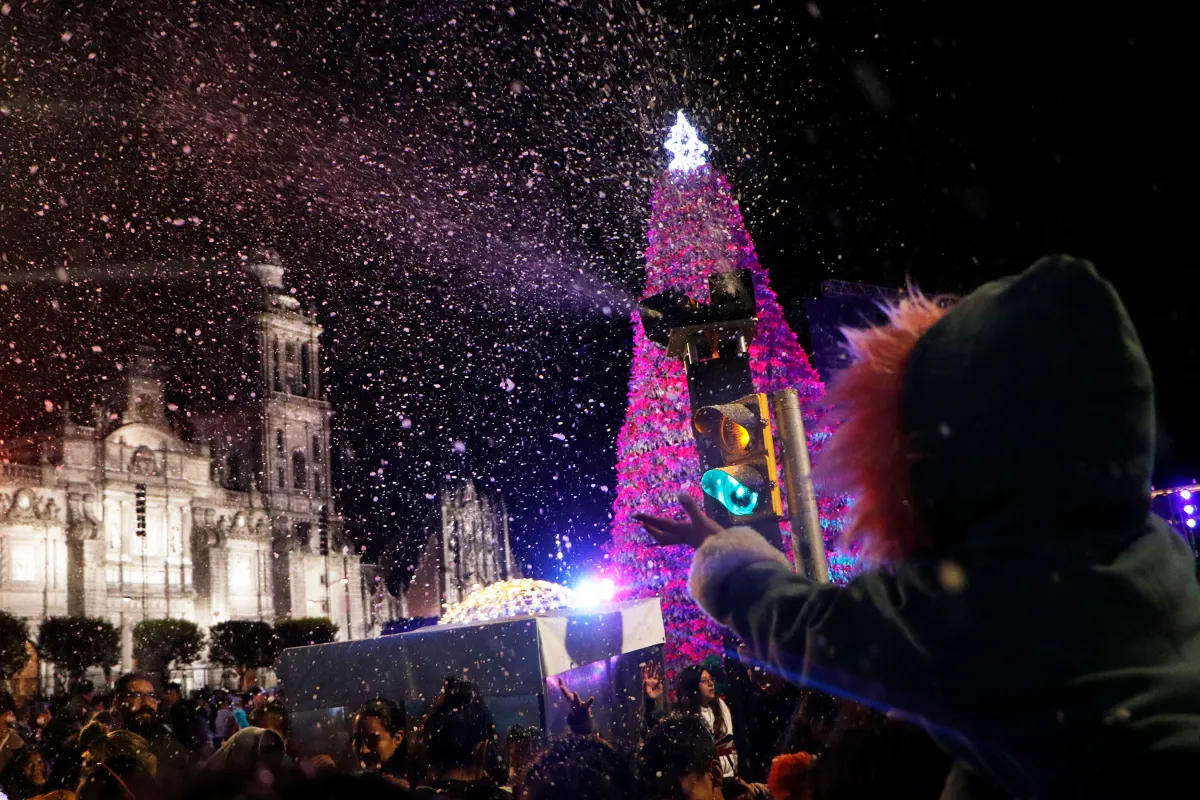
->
[66,493,99,541]
[2,489,62,524]
[130,446,159,476]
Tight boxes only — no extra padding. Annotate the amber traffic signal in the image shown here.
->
[692,393,782,521]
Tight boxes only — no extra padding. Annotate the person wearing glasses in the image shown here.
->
[675,666,738,779]
[112,673,192,793]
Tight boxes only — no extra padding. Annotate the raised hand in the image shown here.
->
[635,493,724,550]
[557,679,596,735]
[642,661,664,702]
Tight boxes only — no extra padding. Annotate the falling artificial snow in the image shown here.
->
[607,112,853,673]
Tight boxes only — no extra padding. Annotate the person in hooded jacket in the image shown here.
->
[636,255,1200,798]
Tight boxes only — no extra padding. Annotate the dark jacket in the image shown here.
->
[724,659,800,783]
[688,256,1200,797]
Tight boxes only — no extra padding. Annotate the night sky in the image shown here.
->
[2,2,1196,586]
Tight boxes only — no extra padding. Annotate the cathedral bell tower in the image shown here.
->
[124,345,167,427]
[245,250,355,630]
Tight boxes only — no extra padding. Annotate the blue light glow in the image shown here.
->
[1182,490,1193,500]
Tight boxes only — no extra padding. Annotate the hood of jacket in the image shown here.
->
[904,254,1155,549]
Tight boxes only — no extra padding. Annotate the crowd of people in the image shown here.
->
[0,649,955,800]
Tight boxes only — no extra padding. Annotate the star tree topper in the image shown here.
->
[664,110,710,172]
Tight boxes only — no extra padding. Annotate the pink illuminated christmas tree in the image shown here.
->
[608,112,853,672]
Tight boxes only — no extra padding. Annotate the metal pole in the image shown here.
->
[772,389,829,583]
[343,554,351,639]
[164,448,171,619]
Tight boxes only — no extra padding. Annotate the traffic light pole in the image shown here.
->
[773,389,829,582]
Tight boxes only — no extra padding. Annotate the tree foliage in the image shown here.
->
[37,617,120,680]
[273,617,338,651]
[208,620,276,684]
[0,612,31,682]
[133,619,205,684]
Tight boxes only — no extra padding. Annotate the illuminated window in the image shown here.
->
[230,553,254,593]
[11,543,36,582]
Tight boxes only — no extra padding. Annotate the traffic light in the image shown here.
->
[134,484,147,537]
[693,393,782,521]
[318,504,330,555]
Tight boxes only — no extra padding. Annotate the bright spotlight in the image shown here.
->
[1182,490,1194,500]
[574,577,617,608]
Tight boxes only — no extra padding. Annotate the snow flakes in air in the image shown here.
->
[0,0,803,583]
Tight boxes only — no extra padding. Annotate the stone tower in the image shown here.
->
[438,480,517,606]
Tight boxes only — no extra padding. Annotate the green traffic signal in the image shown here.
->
[701,468,760,516]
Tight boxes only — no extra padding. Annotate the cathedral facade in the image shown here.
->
[0,254,370,683]
[403,480,518,618]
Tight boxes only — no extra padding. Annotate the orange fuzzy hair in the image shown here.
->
[768,752,815,800]
[815,291,949,561]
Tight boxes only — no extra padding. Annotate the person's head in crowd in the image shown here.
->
[163,684,182,708]
[353,698,407,775]
[81,727,158,774]
[204,726,287,777]
[504,725,547,787]
[640,714,724,800]
[807,718,951,800]
[700,655,726,694]
[675,666,727,737]
[0,690,17,727]
[77,726,160,800]
[90,710,117,731]
[247,687,265,709]
[249,699,291,743]
[423,677,495,781]
[6,745,50,797]
[75,679,96,701]
[519,736,636,800]
[77,749,160,800]
[113,673,159,738]
[767,752,815,800]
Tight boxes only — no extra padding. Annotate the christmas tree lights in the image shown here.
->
[608,113,853,672]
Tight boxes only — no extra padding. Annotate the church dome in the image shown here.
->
[438,578,575,626]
